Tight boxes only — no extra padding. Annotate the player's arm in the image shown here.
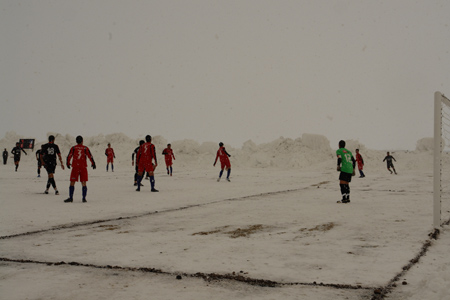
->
[86,148,96,169]
[152,145,157,166]
[213,151,219,166]
[58,153,65,169]
[336,154,342,171]
[392,156,396,162]
[352,156,356,169]
[66,147,74,169]
[21,148,27,155]
[224,148,231,157]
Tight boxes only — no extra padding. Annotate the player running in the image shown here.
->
[105,143,116,172]
[336,140,356,203]
[213,142,231,182]
[355,149,365,178]
[162,144,176,176]
[41,135,65,194]
[64,136,96,203]
[383,152,397,174]
[132,140,145,186]
[11,142,27,171]
[136,135,158,192]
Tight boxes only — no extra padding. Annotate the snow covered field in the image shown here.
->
[1,132,449,300]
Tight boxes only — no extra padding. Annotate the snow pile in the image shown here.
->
[0,131,440,172]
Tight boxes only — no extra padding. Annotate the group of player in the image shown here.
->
[336,141,397,203]
[3,134,233,203]
[5,136,398,204]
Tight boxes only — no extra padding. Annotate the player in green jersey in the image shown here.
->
[336,140,356,203]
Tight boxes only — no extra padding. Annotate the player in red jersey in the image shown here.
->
[355,149,365,178]
[136,135,158,192]
[213,142,231,182]
[64,136,96,203]
[105,143,115,172]
[162,144,175,176]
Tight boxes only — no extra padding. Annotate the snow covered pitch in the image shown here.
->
[1,132,450,300]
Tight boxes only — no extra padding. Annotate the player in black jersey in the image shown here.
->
[40,135,65,194]
[132,140,145,186]
[2,148,8,165]
[11,142,27,171]
[35,149,42,177]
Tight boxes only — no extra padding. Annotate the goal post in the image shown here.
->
[434,91,450,228]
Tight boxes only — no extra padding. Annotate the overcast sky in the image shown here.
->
[1,0,449,150]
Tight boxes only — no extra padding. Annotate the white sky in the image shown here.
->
[1,0,449,150]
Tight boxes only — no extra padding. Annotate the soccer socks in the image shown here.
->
[69,186,75,199]
[227,169,231,179]
[136,175,143,190]
[340,184,350,200]
[170,166,172,175]
[112,164,114,172]
[82,186,87,199]
[150,176,155,189]
[219,170,223,178]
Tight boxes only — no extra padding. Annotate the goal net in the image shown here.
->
[434,91,450,228]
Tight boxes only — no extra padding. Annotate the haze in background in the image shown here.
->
[1,0,449,150]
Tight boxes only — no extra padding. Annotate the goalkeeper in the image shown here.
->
[336,140,356,203]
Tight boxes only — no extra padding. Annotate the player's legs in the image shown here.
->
[339,172,352,203]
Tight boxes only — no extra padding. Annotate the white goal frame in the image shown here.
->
[434,91,450,228]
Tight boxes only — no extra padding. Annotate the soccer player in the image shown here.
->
[136,135,158,192]
[355,149,365,178]
[41,135,65,194]
[213,142,231,182]
[35,148,42,177]
[132,140,145,186]
[11,142,27,171]
[383,152,397,174]
[64,136,96,203]
[2,148,8,165]
[336,140,356,203]
[162,144,176,176]
[105,143,115,172]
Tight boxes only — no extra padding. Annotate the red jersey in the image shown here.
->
[67,144,95,168]
[137,142,156,164]
[162,148,175,164]
[214,146,230,164]
[105,148,115,159]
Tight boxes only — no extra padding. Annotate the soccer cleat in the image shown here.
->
[64,198,73,203]
[151,188,159,192]
[37,174,40,177]
[226,178,230,182]
[342,199,351,203]
[55,190,59,195]
[217,178,221,182]
[44,190,49,194]
[82,198,87,203]
[136,188,140,192]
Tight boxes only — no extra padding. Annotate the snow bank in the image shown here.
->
[0,131,439,172]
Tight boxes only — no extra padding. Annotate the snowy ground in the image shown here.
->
[1,134,450,300]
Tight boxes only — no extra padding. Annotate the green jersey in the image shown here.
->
[336,148,354,174]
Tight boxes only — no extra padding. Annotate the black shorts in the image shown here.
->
[387,162,394,168]
[339,172,352,183]
[14,157,20,162]
[45,162,57,174]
